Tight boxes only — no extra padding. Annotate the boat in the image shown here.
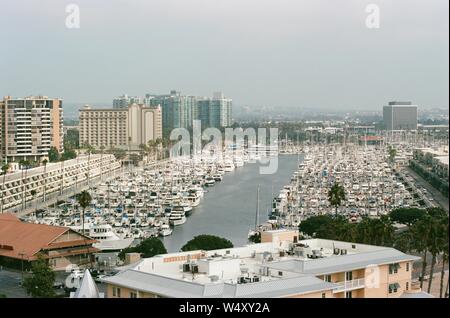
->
[169,210,186,226]
[159,224,173,237]
[205,177,215,187]
[70,223,134,251]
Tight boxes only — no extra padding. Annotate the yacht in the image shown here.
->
[205,177,216,187]
[169,210,186,226]
[159,224,173,237]
[70,223,133,251]
[186,190,201,207]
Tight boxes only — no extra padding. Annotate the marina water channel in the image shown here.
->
[160,154,301,252]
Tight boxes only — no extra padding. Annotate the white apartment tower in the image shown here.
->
[0,96,64,163]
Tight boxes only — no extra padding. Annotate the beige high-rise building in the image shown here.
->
[0,96,63,163]
[79,104,162,150]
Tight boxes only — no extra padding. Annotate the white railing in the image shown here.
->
[332,278,366,293]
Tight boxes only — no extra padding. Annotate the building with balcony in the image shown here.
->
[101,229,428,298]
[0,154,120,212]
[79,104,162,150]
[0,96,64,163]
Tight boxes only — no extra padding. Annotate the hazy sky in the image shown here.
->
[0,0,448,110]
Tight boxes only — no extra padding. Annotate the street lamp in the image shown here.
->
[18,252,26,284]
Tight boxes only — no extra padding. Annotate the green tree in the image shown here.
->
[77,190,92,234]
[181,235,233,252]
[118,237,167,261]
[248,232,261,243]
[48,147,60,162]
[61,148,77,161]
[388,145,397,163]
[389,208,426,226]
[328,183,346,216]
[22,255,55,298]
[298,215,334,237]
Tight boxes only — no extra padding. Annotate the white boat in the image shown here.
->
[169,210,186,226]
[159,224,173,237]
[205,177,215,187]
[70,223,134,251]
[186,190,201,207]
[224,161,235,172]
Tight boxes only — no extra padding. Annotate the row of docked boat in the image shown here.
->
[20,151,261,251]
[265,144,422,229]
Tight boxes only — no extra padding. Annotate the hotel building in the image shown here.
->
[0,96,64,163]
[101,229,428,298]
[79,104,162,150]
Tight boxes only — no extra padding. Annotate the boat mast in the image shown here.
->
[255,184,260,231]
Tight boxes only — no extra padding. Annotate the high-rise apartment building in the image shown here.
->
[0,96,63,163]
[383,102,418,130]
[79,104,162,150]
[113,94,142,109]
[146,91,233,136]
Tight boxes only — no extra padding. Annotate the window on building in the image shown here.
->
[388,283,400,294]
[345,271,353,281]
[406,262,410,272]
[130,291,138,298]
[406,282,409,291]
[345,291,352,298]
[322,293,326,298]
[324,275,332,282]
[389,263,400,274]
[112,287,116,297]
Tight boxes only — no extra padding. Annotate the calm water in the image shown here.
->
[160,155,301,252]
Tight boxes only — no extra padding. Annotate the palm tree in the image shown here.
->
[328,183,346,216]
[77,190,92,234]
[1,163,10,214]
[439,220,449,298]
[426,217,441,294]
[411,217,431,289]
[19,160,30,210]
[30,189,37,214]
[99,145,105,180]
[84,142,94,188]
[42,159,48,202]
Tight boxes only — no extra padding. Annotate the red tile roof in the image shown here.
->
[0,213,94,261]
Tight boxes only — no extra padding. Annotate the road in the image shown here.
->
[0,268,29,298]
[403,167,449,212]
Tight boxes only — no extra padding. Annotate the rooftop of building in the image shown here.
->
[101,235,420,298]
[0,213,97,260]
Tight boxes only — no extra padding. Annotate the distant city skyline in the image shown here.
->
[1,0,448,110]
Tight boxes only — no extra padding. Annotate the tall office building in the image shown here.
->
[79,104,162,150]
[383,102,418,130]
[0,96,63,163]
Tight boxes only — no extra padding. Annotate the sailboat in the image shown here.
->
[248,185,260,239]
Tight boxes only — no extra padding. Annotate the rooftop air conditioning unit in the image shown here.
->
[182,263,190,272]
[191,264,199,273]
[209,275,220,282]
[340,249,347,255]
[333,248,340,255]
